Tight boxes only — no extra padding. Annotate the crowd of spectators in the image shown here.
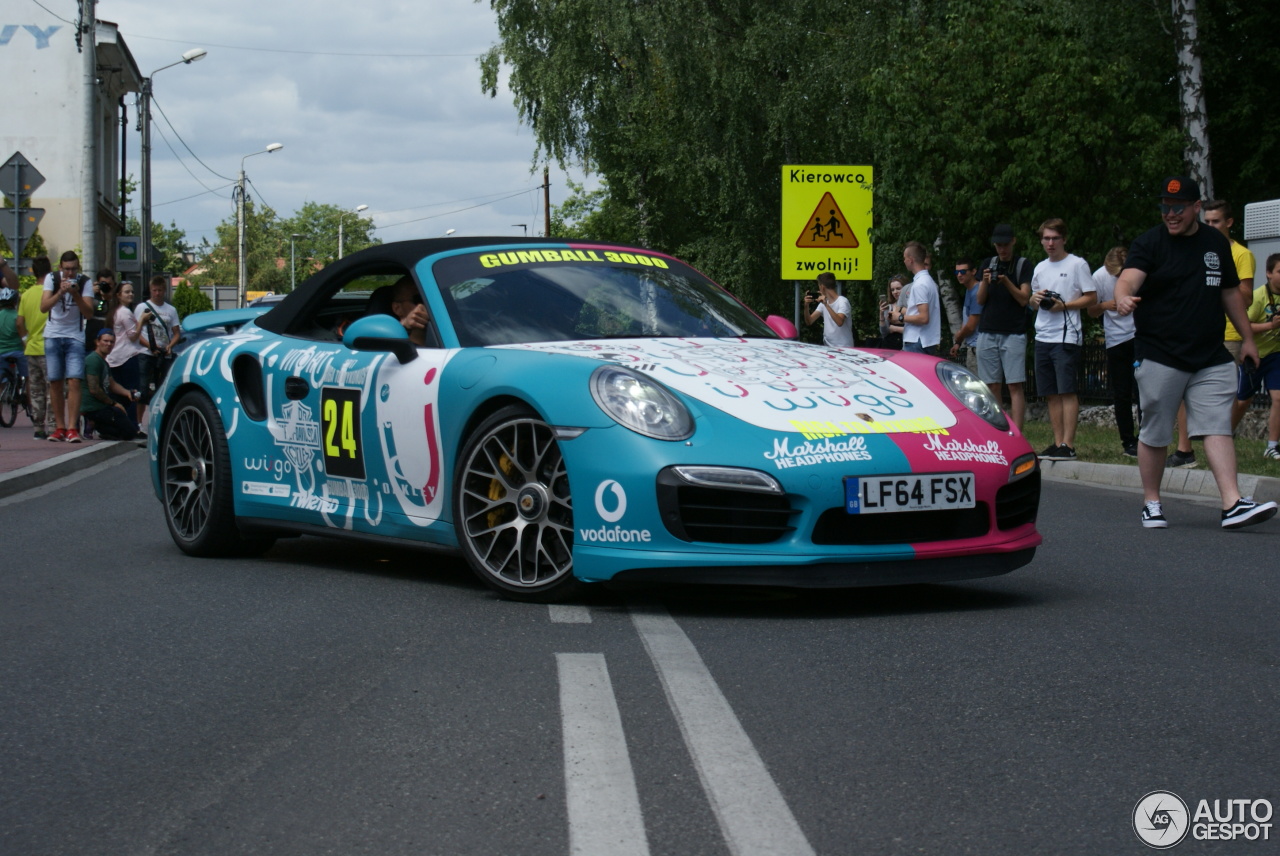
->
[1,252,181,445]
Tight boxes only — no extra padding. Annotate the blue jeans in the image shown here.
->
[45,336,86,381]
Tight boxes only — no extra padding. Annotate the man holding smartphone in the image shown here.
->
[39,251,94,442]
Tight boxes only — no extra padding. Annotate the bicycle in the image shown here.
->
[0,354,32,428]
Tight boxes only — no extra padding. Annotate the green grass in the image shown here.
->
[1022,419,1280,478]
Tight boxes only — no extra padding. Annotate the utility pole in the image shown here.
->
[80,0,98,271]
[543,165,551,238]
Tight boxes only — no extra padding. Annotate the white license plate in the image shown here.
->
[845,473,975,514]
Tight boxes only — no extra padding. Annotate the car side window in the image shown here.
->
[285,270,419,343]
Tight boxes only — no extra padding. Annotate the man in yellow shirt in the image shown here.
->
[1231,253,1280,457]
[16,257,53,438]
[1166,199,1255,468]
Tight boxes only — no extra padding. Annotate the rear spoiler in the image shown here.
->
[180,306,271,334]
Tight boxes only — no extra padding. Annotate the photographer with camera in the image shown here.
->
[1030,219,1096,461]
[83,269,115,351]
[39,251,94,442]
[975,224,1033,430]
[803,273,855,348]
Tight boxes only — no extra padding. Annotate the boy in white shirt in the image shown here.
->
[1030,218,1096,460]
[803,272,855,348]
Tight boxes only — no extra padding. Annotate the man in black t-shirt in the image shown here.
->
[975,223,1033,429]
[1115,175,1277,530]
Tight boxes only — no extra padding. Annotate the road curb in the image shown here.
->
[0,441,141,500]
[1040,459,1280,504]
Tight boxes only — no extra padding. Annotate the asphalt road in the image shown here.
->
[2,452,1276,856]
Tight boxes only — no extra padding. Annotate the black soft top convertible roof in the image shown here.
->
[255,236,577,335]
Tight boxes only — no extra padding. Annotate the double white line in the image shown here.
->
[557,605,815,856]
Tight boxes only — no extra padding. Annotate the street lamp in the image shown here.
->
[290,233,303,290]
[338,203,368,259]
[139,47,207,289]
[443,228,456,237]
[236,143,283,307]
[512,224,527,237]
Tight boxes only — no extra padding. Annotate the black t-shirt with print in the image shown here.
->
[1126,223,1233,372]
[976,255,1032,334]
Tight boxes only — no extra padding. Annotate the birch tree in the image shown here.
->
[1172,0,1214,200]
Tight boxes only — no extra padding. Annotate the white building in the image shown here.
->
[0,6,141,272]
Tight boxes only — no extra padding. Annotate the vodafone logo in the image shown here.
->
[594,480,627,523]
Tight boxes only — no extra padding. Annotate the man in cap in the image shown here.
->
[975,223,1032,429]
[1114,176,1277,530]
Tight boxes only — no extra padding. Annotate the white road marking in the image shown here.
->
[630,605,816,856]
[549,604,593,623]
[557,653,651,856]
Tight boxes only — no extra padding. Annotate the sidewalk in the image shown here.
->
[0,414,142,500]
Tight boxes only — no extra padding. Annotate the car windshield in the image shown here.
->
[432,248,776,347]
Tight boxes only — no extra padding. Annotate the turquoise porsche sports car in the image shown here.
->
[151,237,1040,601]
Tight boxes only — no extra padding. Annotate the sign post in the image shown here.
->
[781,165,873,328]
[1,151,47,274]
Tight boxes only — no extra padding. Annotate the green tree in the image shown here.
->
[170,283,213,319]
[549,178,641,243]
[125,215,190,279]
[277,202,380,288]
[187,197,288,293]
[189,200,380,293]
[482,0,1276,338]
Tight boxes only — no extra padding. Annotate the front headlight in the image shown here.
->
[936,361,1009,431]
[590,365,694,441]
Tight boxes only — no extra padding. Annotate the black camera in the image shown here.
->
[985,260,1009,282]
[1040,290,1063,308]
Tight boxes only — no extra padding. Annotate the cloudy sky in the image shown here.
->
[78,0,590,248]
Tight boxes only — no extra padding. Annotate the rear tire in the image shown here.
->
[160,391,274,557]
[453,405,582,602]
[0,371,16,427]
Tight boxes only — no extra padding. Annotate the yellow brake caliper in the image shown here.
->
[487,453,515,529]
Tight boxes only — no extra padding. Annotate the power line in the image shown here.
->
[123,30,482,58]
[150,120,223,194]
[28,0,74,25]
[378,189,538,231]
[149,93,234,181]
[244,177,278,220]
[376,188,543,217]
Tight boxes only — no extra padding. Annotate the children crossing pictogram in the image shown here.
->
[794,192,859,248]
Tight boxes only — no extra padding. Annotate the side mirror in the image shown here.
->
[342,315,418,364]
[765,315,799,340]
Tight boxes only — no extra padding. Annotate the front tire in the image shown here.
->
[160,391,274,557]
[453,405,581,602]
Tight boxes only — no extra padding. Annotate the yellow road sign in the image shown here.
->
[780,165,873,280]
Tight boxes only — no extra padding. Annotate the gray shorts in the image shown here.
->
[976,332,1026,385]
[1135,359,1235,447]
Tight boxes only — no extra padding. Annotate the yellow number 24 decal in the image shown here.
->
[320,388,365,480]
